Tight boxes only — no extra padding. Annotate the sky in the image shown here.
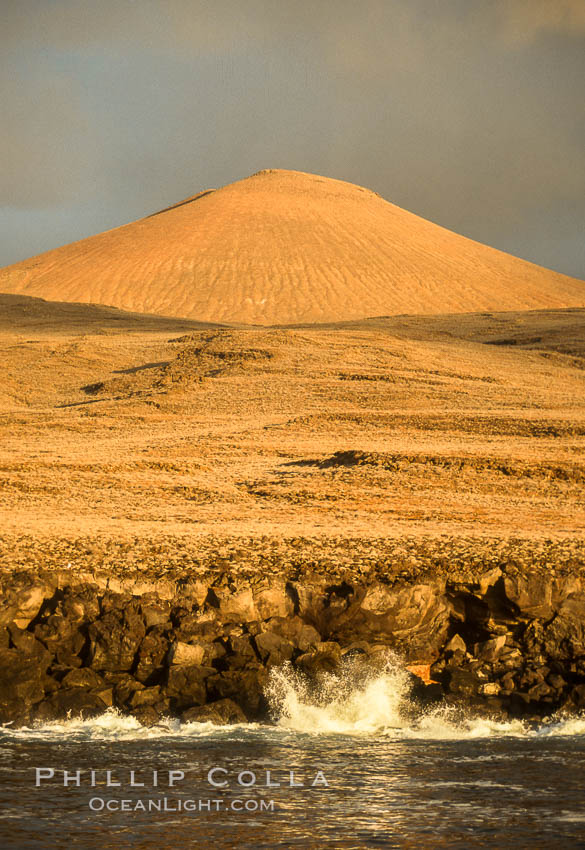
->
[1,0,584,278]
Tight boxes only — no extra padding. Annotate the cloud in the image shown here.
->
[3,1,585,56]
[494,0,585,44]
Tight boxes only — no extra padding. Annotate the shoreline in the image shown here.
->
[2,541,585,728]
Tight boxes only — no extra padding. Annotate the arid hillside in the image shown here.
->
[1,169,583,325]
[1,294,584,575]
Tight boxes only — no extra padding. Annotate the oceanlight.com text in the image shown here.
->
[88,797,275,813]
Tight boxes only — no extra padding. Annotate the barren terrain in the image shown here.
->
[1,293,584,577]
[1,170,583,325]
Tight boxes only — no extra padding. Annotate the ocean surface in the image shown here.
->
[2,660,585,849]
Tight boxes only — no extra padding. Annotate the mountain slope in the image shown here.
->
[1,169,583,324]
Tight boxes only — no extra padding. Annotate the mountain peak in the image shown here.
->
[1,170,583,324]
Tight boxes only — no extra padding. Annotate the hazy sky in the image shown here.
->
[2,0,584,278]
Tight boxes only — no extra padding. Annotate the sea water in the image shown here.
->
[1,658,584,849]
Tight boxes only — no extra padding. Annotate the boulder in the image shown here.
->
[128,686,163,708]
[542,606,585,660]
[0,647,49,723]
[32,688,110,722]
[165,665,212,709]
[61,668,105,689]
[295,644,341,677]
[88,607,146,672]
[8,624,51,663]
[359,582,450,659]
[228,635,258,668]
[130,706,161,727]
[10,585,47,629]
[207,587,257,623]
[168,641,206,666]
[254,583,294,620]
[134,629,170,683]
[181,698,247,725]
[206,668,268,718]
[254,631,295,666]
[410,680,444,705]
[479,682,501,696]
[107,673,145,708]
[569,684,585,709]
[288,583,326,621]
[503,573,554,619]
[140,600,172,630]
[473,635,507,662]
[443,633,467,655]
[444,668,482,697]
[258,616,321,652]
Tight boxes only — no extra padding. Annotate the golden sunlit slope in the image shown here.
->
[1,298,585,554]
[1,169,583,324]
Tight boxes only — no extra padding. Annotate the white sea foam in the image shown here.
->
[266,656,411,735]
[1,658,584,742]
[0,710,252,742]
[265,657,585,741]
[535,715,585,737]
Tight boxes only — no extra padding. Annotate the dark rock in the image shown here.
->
[34,616,86,657]
[129,706,161,727]
[569,684,585,708]
[41,675,61,695]
[3,567,585,726]
[503,574,554,619]
[507,692,533,716]
[228,635,258,668]
[547,672,566,690]
[295,644,341,677]
[88,607,146,672]
[444,668,482,697]
[500,672,516,692]
[173,609,218,641]
[411,680,444,705]
[263,617,321,652]
[498,646,523,668]
[0,647,49,723]
[254,631,295,666]
[341,642,370,658]
[206,668,268,718]
[128,686,163,708]
[528,681,553,700]
[1,583,48,629]
[473,635,507,662]
[181,698,247,725]
[134,629,170,684]
[61,668,105,689]
[100,591,132,615]
[107,673,145,708]
[32,688,110,722]
[254,583,294,620]
[207,586,257,623]
[55,647,84,668]
[165,665,212,709]
[542,600,585,660]
[358,582,451,661]
[140,600,171,630]
[443,633,467,655]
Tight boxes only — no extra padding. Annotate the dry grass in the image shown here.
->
[1,295,584,575]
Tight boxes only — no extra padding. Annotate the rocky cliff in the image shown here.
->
[2,555,585,727]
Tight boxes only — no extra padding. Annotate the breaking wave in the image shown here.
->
[266,655,411,735]
[265,656,585,740]
[1,656,584,742]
